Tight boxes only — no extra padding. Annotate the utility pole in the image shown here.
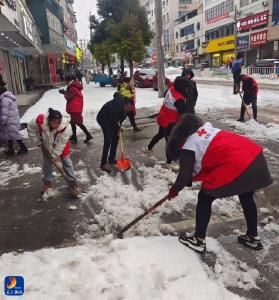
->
[234,4,237,59]
[155,0,165,98]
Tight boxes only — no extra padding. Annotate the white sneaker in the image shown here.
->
[167,162,180,171]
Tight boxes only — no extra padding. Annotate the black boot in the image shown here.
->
[70,124,78,143]
[17,140,28,154]
[79,124,93,143]
[6,140,15,156]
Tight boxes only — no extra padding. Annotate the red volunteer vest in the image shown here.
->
[182,122,262,190]
[36,114,70,158]
[157,86,185,128]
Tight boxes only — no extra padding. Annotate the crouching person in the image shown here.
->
[97,92,131,173]
[28,108,78,195]
[167,114,272,253]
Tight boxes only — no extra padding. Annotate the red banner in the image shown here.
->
[236,11,268,31]
[250,30,267,47]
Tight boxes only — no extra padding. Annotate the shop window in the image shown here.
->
[197,22,200,31]
[176,32,179,39]
[197,39,200,47]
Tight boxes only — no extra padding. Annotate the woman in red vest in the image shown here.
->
[59,75,93,143]
[167,114,272,253]
[28,108,78,194]
[144,76,188,163]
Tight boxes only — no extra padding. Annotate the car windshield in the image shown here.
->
[140,69,155,75]
[165,68,181,75]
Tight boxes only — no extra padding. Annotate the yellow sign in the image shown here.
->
[202,35,235,54]
[76,47,83,62]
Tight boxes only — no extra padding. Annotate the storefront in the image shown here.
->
[202,35,235,67]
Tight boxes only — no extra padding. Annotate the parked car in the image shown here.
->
[250,59,279,68]
[133,69,156,88]
[93,74,119,87]
[152,67,182,91]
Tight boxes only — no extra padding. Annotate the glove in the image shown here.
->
[168,185,178,200]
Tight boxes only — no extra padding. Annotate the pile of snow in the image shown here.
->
[81,164,242,238]
[0,236,259,299]
[0,160,41,186]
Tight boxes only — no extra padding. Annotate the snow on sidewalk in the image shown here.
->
[0,235,259,300]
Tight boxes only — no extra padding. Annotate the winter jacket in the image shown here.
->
[118,82,134,100]
[231,58,243,74]
[65,80,84,114]
[28,113,71,158]
[157,85,187,128]
[0,90,23,141]
[97,92,128,131]
[184,80,198,113]
[241,75,258,104]
[170,122,272,197]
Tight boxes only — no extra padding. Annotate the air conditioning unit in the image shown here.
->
[262,1,268,6]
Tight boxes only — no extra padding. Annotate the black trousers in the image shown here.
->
[127,111,138,129]
[100,124,119,164]
[195,190,258,238]
[148,124,174,163]
[233,70,241,94]
[240,98,257,120]
[71,124,91,138]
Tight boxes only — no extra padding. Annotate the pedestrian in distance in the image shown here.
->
[97,92,132,173]
[238,74,258,122]
[181,68,198,113]
[27,108,78,195]
[0,74,28,156]
[231,54,244,94]
[84,69,90,84]
[118,77,141,132]
[144,76,189,164]
[167,114,272,253]
[59,75,93,143]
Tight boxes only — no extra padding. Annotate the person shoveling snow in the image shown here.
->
[166,114,272,253]
[27,108,79,198]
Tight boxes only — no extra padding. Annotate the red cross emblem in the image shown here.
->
[197,129,207,137]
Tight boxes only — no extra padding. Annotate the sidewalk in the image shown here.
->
[195,75,279,91]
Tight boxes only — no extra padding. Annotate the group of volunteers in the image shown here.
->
[0,64,272,254]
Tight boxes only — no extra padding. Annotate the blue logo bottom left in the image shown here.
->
[4,276,24,296]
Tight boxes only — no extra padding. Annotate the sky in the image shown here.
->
[73,0,97,42]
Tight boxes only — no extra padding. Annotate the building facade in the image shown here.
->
[174,1,204,66]
[0,0,43,93]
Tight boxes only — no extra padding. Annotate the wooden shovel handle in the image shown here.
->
[118,195,169,237]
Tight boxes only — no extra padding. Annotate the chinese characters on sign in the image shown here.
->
[236,11,268,31]
[250,30,267,47]
[237,35,249,51]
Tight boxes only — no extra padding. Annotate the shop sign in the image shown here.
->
[236,11,268,31]
[272,0,279,25]
[250,30,267,47]
[65,38,76,52]
[237,35,249,51]
[202,35,235,54]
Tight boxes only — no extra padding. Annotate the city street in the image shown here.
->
[0,82,279,299]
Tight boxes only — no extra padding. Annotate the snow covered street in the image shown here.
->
[0,82,279,299]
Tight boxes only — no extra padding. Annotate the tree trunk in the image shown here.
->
[129,56,134,79]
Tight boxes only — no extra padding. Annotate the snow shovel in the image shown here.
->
[52,159,80,198]
[237,90,251,120]
[118,194,169,239]
[116,128,131,171]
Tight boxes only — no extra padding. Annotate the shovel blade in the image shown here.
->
[116,158,131,171]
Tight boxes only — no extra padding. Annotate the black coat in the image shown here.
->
[97,94,128,131]
[184,80,198,113]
